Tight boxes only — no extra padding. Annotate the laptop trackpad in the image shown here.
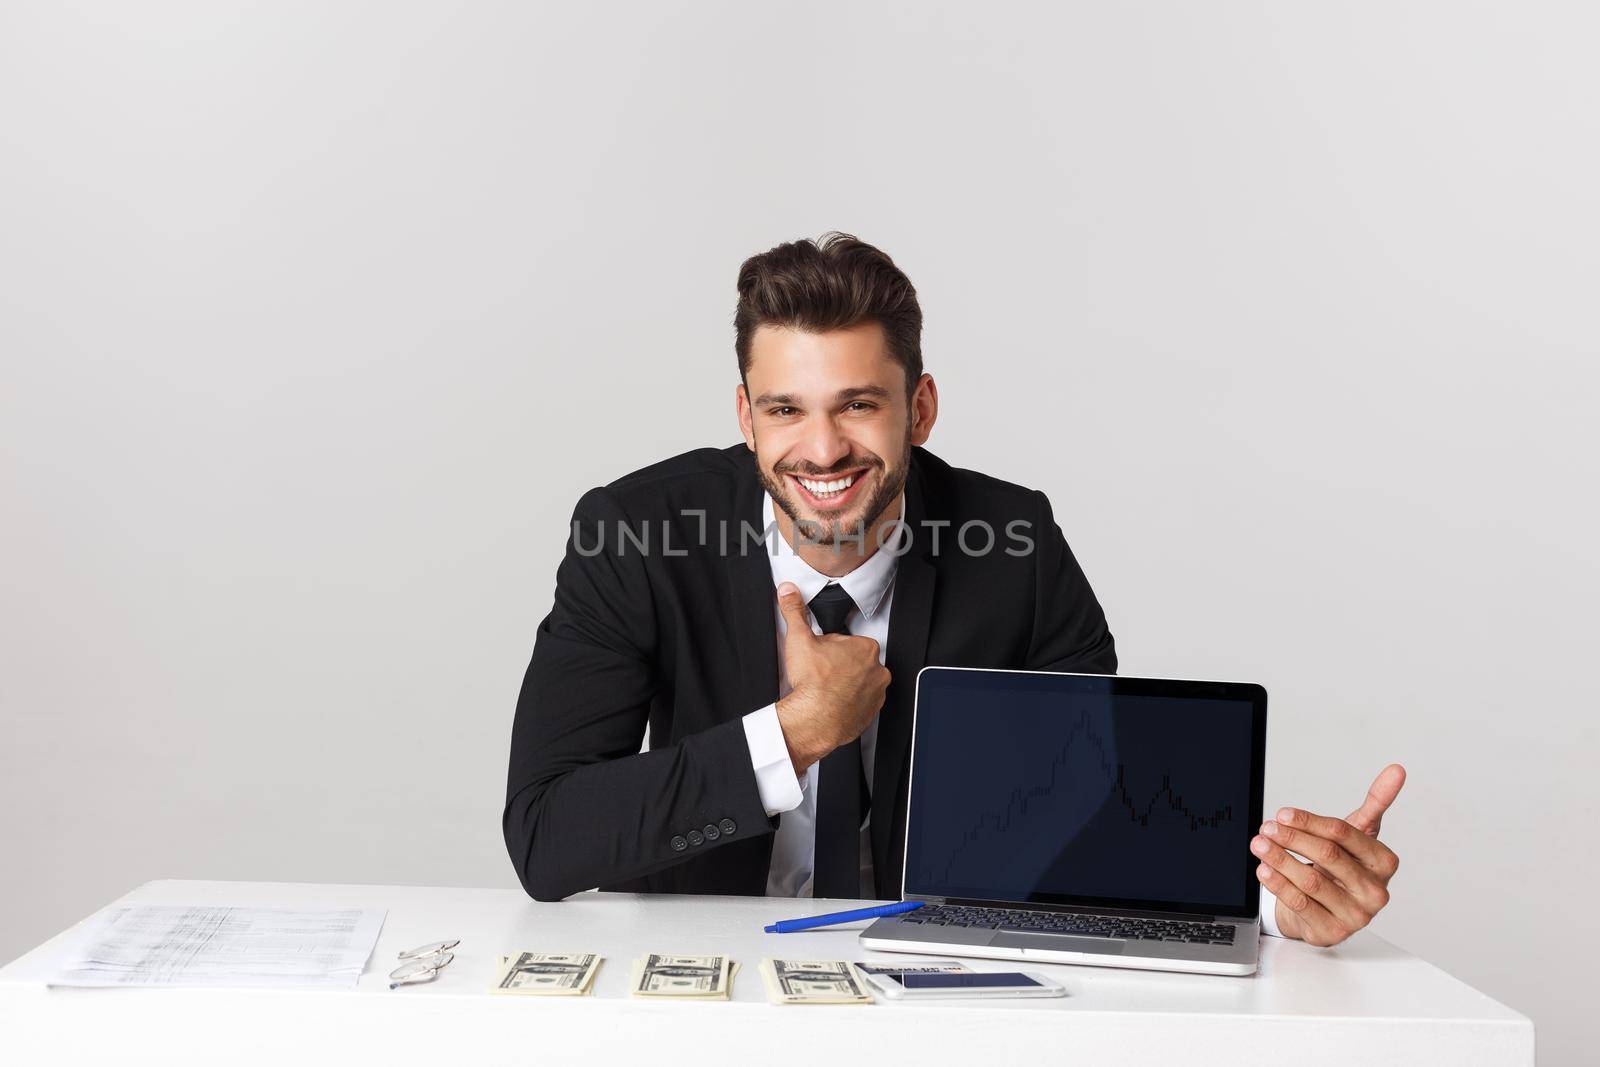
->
[991,932,1125,955]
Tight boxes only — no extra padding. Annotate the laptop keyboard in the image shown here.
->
[902,905,1237,945]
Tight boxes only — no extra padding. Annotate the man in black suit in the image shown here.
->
[504,233,1405,947]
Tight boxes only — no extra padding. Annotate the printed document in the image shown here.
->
[50,905,386,989]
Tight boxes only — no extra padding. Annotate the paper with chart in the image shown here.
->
[49,905,387,989]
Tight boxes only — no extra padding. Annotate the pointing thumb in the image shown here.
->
[1347,763,1407,836]
[776,582,813,635]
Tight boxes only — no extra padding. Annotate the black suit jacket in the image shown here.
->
[503,443,1116,901]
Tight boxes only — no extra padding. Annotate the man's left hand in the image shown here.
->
[1251,764,1406,947]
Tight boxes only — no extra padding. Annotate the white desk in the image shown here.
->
[0,880,1532,1066]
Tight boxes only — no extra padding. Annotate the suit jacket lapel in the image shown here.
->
[872,451,935,895]
[729,450,780,716]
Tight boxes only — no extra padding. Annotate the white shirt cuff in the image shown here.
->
[742,704,804,817]
[1260,885,1283,938]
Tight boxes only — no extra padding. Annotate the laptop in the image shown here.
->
[860,667,1268,976]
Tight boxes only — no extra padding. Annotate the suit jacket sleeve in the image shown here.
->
[502,486,774,901]
[1024,489,1118,674]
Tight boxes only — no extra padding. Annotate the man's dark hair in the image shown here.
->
[734,231,924,401]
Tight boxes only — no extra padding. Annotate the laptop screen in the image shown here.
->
[902,669,1267,919]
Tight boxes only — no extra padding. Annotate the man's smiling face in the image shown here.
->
[737,321,932,550]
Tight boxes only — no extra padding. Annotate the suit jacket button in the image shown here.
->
[670,835,688,852]
[702,823,720,841]
[687,829,705,847]
[719,818,737,836]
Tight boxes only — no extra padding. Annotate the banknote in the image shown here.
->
[491,952,601,996]
[854,960,973,976]
[629,954,732,998]
[759,958,873,1005]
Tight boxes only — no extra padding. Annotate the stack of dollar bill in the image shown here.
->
[628,954,737,999]
[491,952,602,996]
[758,958,874,1005]
[851,958,975,998]
[855,960,972,979]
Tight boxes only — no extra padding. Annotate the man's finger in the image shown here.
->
[1261,819,1392,914]
[1346,763,1407,836]
[1253,856,1351,948]
[1275,807,1399,879]
[1252,837,1370,938]
[775,582,815,638]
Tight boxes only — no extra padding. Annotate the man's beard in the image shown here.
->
[757,430,912,550]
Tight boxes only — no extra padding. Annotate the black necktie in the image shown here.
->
[808,582,872,899]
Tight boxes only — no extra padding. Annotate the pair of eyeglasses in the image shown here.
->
[388,939,460,989]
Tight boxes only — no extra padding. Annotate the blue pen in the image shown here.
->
[764,900,925,933]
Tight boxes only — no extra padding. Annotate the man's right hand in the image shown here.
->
[773,581,891,775]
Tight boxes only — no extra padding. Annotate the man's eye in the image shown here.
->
[770,407,798,418]
[846,402,876,413]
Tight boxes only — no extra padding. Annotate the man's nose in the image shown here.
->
[798,416,853,472]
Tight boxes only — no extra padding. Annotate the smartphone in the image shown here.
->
[863,970,1067,1000]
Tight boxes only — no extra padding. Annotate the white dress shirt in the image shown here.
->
[741,491,903,899]
[736,491,1283,934]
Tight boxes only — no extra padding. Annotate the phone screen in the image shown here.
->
[884,972,1043,990]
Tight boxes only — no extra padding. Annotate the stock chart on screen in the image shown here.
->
[905,674,1259,909]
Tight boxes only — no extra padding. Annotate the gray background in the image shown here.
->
[2,1,1594,1060]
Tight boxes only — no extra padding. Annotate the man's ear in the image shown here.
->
[909,373,939,447]
[735,382,756,451]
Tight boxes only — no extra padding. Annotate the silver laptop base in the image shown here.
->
[859,918,1261,977]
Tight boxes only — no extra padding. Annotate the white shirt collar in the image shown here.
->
[763,491,905,620]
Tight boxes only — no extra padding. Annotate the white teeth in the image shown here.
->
[797,473,856,496]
